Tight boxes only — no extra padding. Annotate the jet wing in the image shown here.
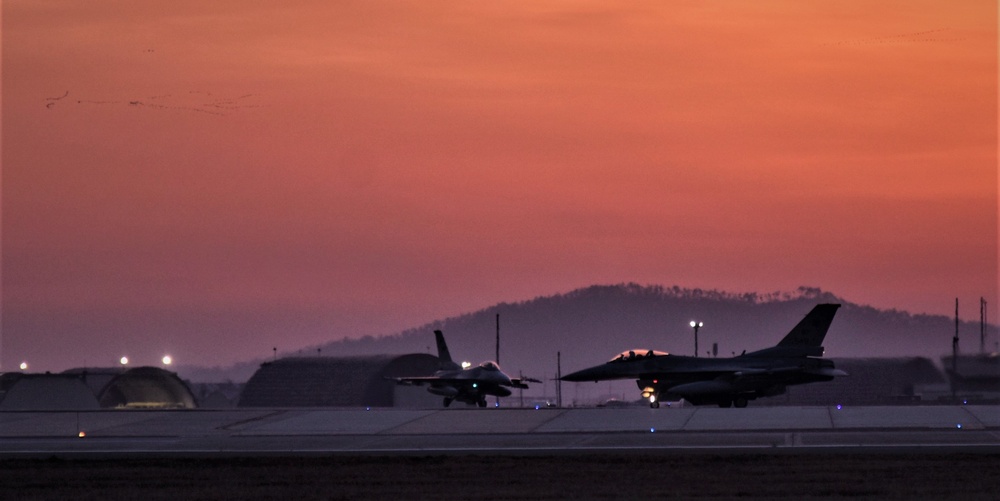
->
[683,366,842,382]
[389,376,512,388]
[641,363,843,380]
[510,377,541,389]
[389,376,442,386]
[730,366,848,378]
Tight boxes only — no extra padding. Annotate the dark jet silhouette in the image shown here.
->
[561,304,846,408]
[390,330,539,407]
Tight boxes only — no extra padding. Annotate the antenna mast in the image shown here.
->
[981,297,986,354]
[495,313,500,407]
[557,351,563,408]
[952,298,959,400]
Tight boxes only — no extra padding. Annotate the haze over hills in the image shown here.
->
[177,284,997,383]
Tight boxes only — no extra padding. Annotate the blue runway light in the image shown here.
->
[836,405,842,410]
[534,405,540,410]
[650,428,655,433]
[957,424,963,429]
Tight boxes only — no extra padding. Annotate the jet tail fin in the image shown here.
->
[434,330,454,365]
[743,304,841,358]
[777,303,841,347]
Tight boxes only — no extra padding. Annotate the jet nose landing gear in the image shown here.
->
[642,386,660,408]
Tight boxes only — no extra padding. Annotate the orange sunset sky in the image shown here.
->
[3,1,997,371]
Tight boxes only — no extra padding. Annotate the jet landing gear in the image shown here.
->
[718,397,749,408]
[477,398,488,408]
[443,397,453,407]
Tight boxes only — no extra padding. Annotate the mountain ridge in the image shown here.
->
[176,283,995,383]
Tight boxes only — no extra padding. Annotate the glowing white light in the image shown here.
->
[461,361,471,369]
[161,355,172,365]
[120,356,129,365]
[690,321,696,327]
[19,362,28,371]
[649,395,657,403]
[650,428,656,433]
[957,424,963,429]
[836,404,842,410]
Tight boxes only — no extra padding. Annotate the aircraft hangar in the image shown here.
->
[753,357,953,406]
[0,367,198,410]
[237,354,440,408]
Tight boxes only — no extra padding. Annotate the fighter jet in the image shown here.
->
[560,304,847,408]
[390,330,540,407]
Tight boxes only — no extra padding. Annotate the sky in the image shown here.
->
[3,1,997,372]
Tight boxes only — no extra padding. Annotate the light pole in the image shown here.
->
[690,321,703,357]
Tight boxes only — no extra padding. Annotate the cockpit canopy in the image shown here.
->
[608,349,668,363]
[478,361,501,371]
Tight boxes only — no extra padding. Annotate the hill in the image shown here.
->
[176,284,993,383]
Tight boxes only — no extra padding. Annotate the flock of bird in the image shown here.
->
[45,90,261,116]
[823,28,966,47]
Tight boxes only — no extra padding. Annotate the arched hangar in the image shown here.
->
[0,367,197,410]
[96,366,197,409]
[238,354,439,408]
[0,373,100,411]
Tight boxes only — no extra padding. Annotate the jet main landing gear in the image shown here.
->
[717,397,749,408]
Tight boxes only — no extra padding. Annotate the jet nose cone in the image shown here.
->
[561,366,604,382]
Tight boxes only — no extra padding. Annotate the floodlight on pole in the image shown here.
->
[689,321,703,357]
[162,355,173,366]
[120,356,129,366]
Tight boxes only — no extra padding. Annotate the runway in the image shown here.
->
[2,405,999,458]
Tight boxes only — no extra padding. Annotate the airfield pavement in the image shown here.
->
[2,405,999,499]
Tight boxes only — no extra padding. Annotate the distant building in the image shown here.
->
[62,367,125,396]
[941,353,1000,402]
[190,382,245,408]
[238,354,439,407]
[758,357,949,406]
